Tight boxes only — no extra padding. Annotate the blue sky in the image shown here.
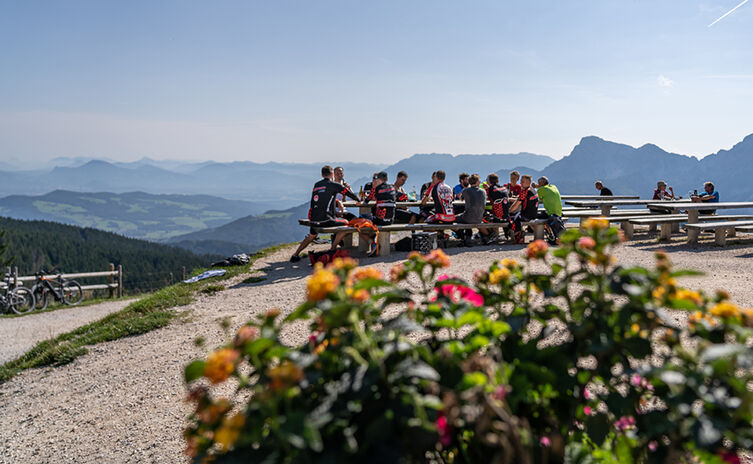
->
[1,0,751,164]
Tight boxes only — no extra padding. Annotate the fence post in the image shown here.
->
[13,266,18,288]
[169,272,174,285]
[117,265,123,298]
[109,263,115,298]
[182,266,186,282]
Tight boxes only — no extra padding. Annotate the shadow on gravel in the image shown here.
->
[623,236,753,255]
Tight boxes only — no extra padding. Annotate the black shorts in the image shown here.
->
[394,209,414,224]
[310,218,348,235]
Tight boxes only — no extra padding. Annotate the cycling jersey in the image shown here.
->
[428,182,455,222]
[395,186,409,202]
[486,183,510,220]
[504,183,523,197]
[364,182,396,223]
[518,187,539,219]
[309,178,359,224]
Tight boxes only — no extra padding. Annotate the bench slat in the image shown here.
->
[685,220,753,229]
[629,215,753,225]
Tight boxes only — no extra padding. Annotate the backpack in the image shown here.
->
[309,248,350,266]
[347,217,380,255]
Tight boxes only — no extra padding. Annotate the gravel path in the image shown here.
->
[2,236,753,463]
[0,299,137,364]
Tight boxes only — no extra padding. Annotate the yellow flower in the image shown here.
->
[214,413,245,452]
[500,258,518,269]
[329,257,358,271]
[267,361,304,391]
[204,349,240,384]
[488,267,511,284]
[307,267,340,301]
[631,323,640,333]
[346,287,370,302]
[652,286,666,301]
[583,217,609,230]
[710,302,741,319]
[352,267,384,282]
[674,289,703,306]
[742,309,753,328]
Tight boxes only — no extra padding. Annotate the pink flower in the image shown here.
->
[578,236,596,250]
[583,388,592,400]
[648,441,658,452]
[614,415,636,432]
[583,406,592,415]
[436,412,452,447]
[493,385,507,401]
[458,286,484,307]
[539,436,551,447]
[435,275,484,307]
[718,450,741,464]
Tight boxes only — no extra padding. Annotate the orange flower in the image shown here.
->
[582,217,609,230]
[526,240,549,259]
[346,287,370,302]
[233,326,259,347]
[352,267,384,281]
[500,258,518,269]
[265,308,281,318]
[488,267,511,284]
[267,361,304,391]
[390,263,406,282]
[197,398,231,424]
[307,267,340,301]
[426,249,451,268]
[742,308,753,327]
[204,349,240,384]
[214,413,246,452]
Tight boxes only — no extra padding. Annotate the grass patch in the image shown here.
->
[0,294,146,319]
[201,284,226,295]
[0,243,292,383]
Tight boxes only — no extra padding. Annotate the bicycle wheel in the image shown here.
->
[31,284,49,311]
[10,287,35,314]
[62,280,83,305]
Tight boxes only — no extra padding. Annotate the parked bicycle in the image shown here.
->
[31,270,83,311]
[1,274,35,314]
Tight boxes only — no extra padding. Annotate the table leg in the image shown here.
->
[533,223,545,240]
[727,227,736,238]
[378,231,391,256]
[660,223,672,241]
[342,233,354,249]
[686,210,700,244]
[622,222,634,240]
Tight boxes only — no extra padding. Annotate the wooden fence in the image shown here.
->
[5,264,123,299]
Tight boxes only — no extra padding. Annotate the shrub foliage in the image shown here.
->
[185,221,753,463]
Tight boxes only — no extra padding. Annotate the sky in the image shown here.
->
[1,0,752,166]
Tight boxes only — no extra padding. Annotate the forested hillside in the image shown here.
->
[0,217,216,293]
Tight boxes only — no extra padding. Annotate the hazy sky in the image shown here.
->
[1,0,752,165]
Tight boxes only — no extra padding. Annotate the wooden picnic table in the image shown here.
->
[647,202,753,242]
[559,195,639,200]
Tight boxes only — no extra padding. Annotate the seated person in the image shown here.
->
[504,170,523,197]
[416,172,438,223]
[455,174,486,246]
[393,170,415,224]
[534,176,562,218]
[691,181,719,215]
[360,171,397,256]
[334,166,357,220]
[421,170,455,224]
[595,181,613,196]
[290,165,360,262]
[453,172,469,214]
[508,174,539,244]
[653,181,674,200]
[481,173,510,243]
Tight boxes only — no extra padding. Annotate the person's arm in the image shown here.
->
[343,186,359,202]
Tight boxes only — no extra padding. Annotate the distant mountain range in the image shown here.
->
[0,190,272,241]
[0,160,388,206]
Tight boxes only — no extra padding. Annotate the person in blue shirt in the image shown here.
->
[454,173,470,199]
[691,181,719,215]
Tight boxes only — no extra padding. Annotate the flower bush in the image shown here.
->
[184,227,753,464]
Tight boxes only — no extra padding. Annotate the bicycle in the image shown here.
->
[31,270,83,311]
[0,275,35,315]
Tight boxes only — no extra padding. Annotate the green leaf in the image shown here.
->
[459,372,488,390]
[352,278,392,291]
[457,311,483,326]
[284,301,316,322]
[184,360,206,383]
[244,337,276,357]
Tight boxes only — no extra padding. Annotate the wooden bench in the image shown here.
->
[298,219,549,256]
[628,215,753,242]
[684,220,753,246]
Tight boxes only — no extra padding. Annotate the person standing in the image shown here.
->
[290,165,360,262]
[595,181,613,196]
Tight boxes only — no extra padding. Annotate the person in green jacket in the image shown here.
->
[534,176,562,217]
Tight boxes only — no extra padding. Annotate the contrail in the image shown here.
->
[708,0,750,27]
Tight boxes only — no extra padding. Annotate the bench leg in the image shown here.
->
[672,222,680,233]
[715,229,727,246]
[649,223,657,233]
[622,222,634,240]
[727,227,736,238]
[377,231,391,256]
[358,234,369,253]
[342,233,354,249]
[660,223,672,241]
[533,224,545,241]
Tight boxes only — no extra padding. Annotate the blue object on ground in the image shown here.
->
[183,269,226,283]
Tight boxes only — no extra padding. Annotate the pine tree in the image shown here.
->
[0,229,11,267]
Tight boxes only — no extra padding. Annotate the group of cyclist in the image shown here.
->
[290,165,564,262]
